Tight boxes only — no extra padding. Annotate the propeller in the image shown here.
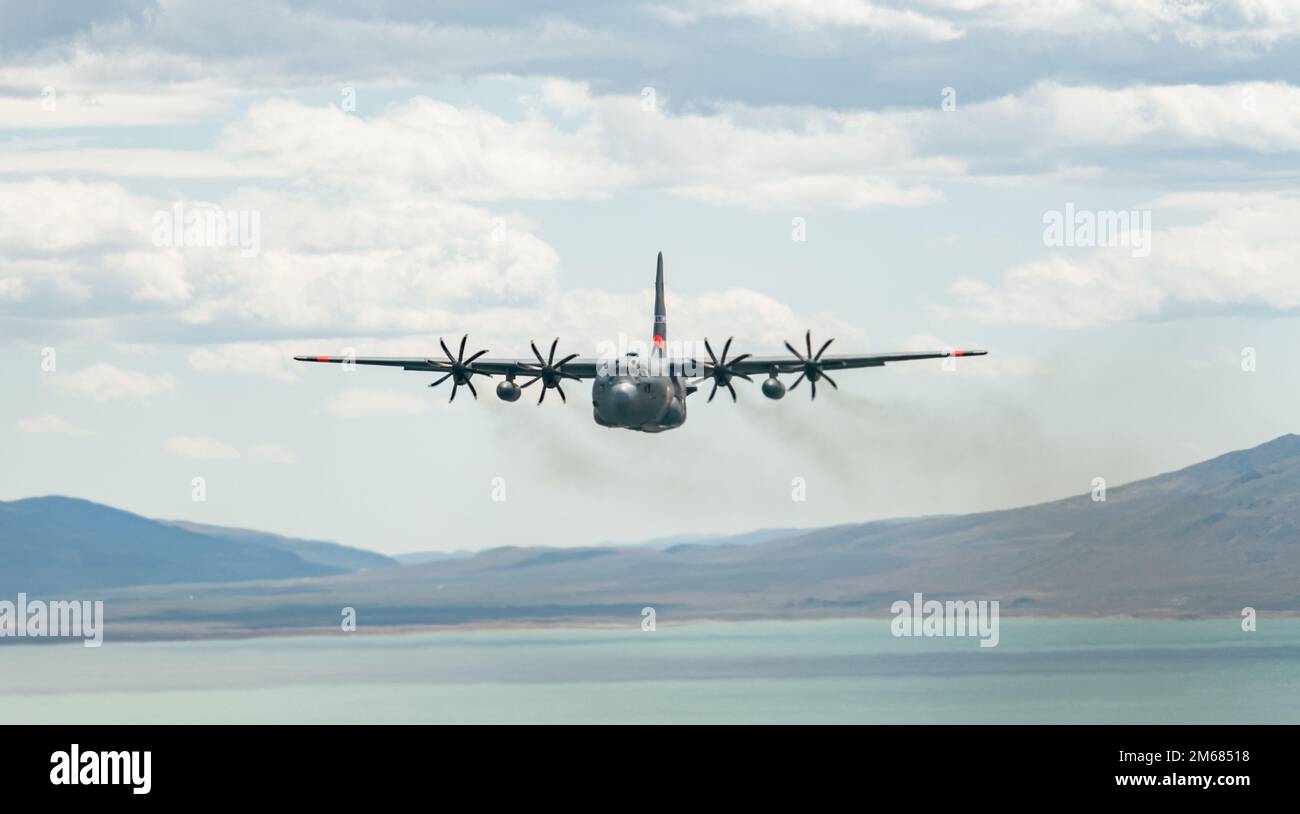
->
[701,337,753,403]
[426,334,492,402]
[518,338,582,404]
[783,329,838,401]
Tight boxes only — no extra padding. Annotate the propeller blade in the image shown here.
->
[790,373,806,390]
[458,334,468,362]
[721,337,733,364]
[726,381,737,402]
[449,382,459,403]
[555,353,579,368]
[440,338,457,364]
[705,339,717,365]
[520,376,541,388]
[463,348,489,365]
[561,372,583,382]
[428,372,452,387]
[538,386,547,405]
[729,352,752,366]
[466,378,478,399]
[784,341,807,363]
[708,382,718,403]
[531,341,546,366]
[810,379,817,401]
[805,329,813,359]
[548,338,559,366]
[822,372,839,389]
[557,384,567,403]
[814,338,834,361]
[735,371,754,382]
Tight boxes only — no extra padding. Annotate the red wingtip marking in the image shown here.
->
[316,356,331,362]
[652,335,665,348]
[952,350,964,357]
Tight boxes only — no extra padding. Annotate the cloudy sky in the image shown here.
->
[3,0,1299,554]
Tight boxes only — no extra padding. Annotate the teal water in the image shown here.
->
[3,619,1298,723]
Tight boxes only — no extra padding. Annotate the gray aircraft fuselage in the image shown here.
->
[590,250,686,432]
[591,356,688,433]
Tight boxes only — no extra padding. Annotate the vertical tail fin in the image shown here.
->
[652,251,666,357]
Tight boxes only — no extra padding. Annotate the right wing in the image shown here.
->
[292,354,601,379]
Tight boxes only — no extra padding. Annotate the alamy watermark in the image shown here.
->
[50,745,150,795]
[594,333,709,377]
[890,592,999,648]
[0,593,104,647]
[151,203,261,258]
[1043,203,1151,258]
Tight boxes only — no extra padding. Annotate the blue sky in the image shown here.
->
[3,1,1299,553]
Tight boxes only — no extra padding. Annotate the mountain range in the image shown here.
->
[4,434,1300,636]
[0,497,395,595]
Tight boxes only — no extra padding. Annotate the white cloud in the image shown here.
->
[248,444,297,464]
[0,148,283,178]
[950,194,1300,327]
[49,363,175,402]
[0,89,236,131]
[8,80,1299,223]
[165,436,242,460]
[899,81,1300,168]
[1020,81,1300,153]
[0,178,154,252]
[0,5,614,130]
[209,91,946,210]
[188,343,300,382]
[671,174,940,210]
[655,0,1300,47]
[0,168,872,343]
[328,388,432,417]
[658,0,966,40]
[22,80,1298,209]
[535,82,952,209]
[0,177,562,336]
[0,45,243,131]
[218,97,635,201]
[918,0,1300,46]
[5,88,951,209]
[5,80,1300,343]
[16,414,88,435]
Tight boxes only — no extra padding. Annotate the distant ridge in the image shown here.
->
[393,550,475,565]
[165,520,397,571]
[0,497,378,594]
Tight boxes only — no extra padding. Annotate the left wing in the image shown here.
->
[679,333,987,401]
[723,349,986,376]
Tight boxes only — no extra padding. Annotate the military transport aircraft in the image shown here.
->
[295,253,987,433]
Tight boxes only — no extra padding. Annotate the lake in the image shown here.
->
[2,618,1297,723]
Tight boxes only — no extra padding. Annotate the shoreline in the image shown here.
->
[2,610,1286,646]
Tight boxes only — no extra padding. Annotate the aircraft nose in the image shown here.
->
[609,382,637,413]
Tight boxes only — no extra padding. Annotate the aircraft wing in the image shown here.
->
[293,348,987,378]
[292,354,602,379]
[722,348,987,376]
